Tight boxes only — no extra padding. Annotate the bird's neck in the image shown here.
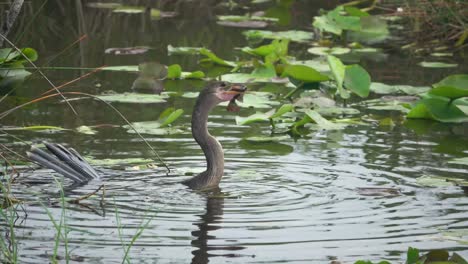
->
[189,100,224,189]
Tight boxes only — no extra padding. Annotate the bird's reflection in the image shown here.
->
[191,188,245,264]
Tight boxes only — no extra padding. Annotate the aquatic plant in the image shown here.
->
[407,74,468,123]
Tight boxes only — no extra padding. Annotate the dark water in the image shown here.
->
[1,1,468,263]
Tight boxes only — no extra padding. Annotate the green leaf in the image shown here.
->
[344,6,369,17]
[181,71,205,79]
[167,45,204,55]
[419,61,458,68]
[217,15,278,22]
[220,73,273,83]
[283,64,329,83]
[166,64,182,79]
[159,109,184,127]
[407,94,468,123]
[370,82,430,95]
[102,65,139,72]
[305,109,347,130]
[344,64,371,98]
[270,104,293,119]
[251,62,277,78]
[199,48,236,67]
[308,47,351,56]
[236,110,274,125]
[243,30,313,42]
[243,135,289,143]
[327,55,346,97]
[20,48,38,62]
[430,74,468,99]
[113,6,145,13]
[416,175,457,187]
[406,247,420,264]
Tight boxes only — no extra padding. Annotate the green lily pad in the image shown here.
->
[199,48,236,67]
[97,92,169,103]
[243,135,289,143]
[430,74,468,99]
[167,45,205,55]
[125,121,184,135]
[307,47,351,56]
[217,15,278,22]
[419,61,458,68]
[327,55,347,98]
[236,104,293,125]
[243,30,313,42]
[220,73,279,83]
[407,94,468,123]
[305,109,347,130]
[283,64,329,83]
[76,125,97,135]
[181,71,205,79]
[234,92,280,108]
[344,64,370,98]
[87,3,123,9]
[291,59,330,73]
[236,110,274,125]
[102,65,139,72]
[370,82,430,95]
[416,175,466,187]
[317,107,360,117]
[167,64,182,79]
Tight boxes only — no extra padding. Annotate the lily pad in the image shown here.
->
[243,30,313,42]
[217,15,278,22]
[416,175,464,187]
[283,64,329,83]
[430,74,468,99]
[87,3,122,9]
[220,73,276,83]
[344,64,370,98]
[234,92,280,108]
[327,55,347,98]
[167,64,182,79]
[97,92,169,103]
[76,126,97,135]
[370,82,430,95]
[418,61,458,68]
[167,45,205,55]
[407,94,468,123]
[243,135,289,143]
[102,65,139,72]
[199,48,236,67]
[236,110,274,125]
[305,109,347,130]
[125,121,184,135]
[308,47,351,56]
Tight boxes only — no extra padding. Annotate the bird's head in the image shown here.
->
[199,82,247,112]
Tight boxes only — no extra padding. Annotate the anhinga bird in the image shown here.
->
[27,82,247,190]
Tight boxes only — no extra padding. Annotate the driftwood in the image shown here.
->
[0,0,24,47]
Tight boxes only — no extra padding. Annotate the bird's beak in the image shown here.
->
[226,84,247,112]
[225,84,247,95]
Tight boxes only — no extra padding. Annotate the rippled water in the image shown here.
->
[1,1,468,263]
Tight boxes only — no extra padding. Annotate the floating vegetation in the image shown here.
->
[418,61,458,68]
[97,92,170,103]
[243,30,314,42]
